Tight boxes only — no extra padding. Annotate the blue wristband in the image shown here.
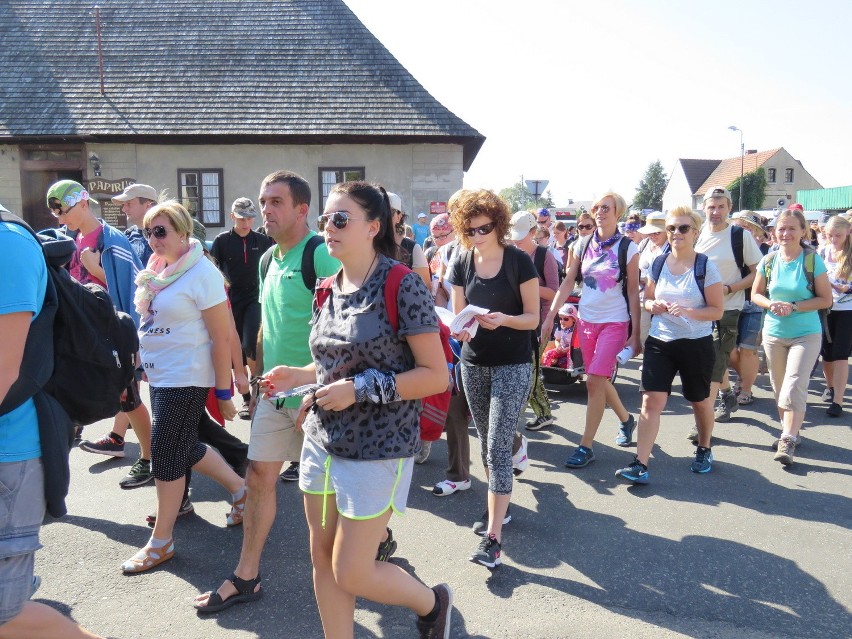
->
[214,388,233,400]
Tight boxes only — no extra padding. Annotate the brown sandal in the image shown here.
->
[226,489,247,527]
[121,539,175,573]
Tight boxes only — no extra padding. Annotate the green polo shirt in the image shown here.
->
[259,232,340,408]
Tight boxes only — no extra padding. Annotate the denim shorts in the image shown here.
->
[736,302,764,351]
[0,458,45,625]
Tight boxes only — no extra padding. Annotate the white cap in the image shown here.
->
[387,192,403,212]
[509,211,537,240]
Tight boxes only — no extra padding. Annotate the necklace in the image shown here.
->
[340,251,378,293]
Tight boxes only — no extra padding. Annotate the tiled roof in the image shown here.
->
[695,148,782,196]
[0,0,485,167]
[678,159,721,194]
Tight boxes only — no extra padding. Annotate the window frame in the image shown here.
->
[784,168,794,184]
[318,166,366,213]
[177,168,225,227]
[767,168,776,183]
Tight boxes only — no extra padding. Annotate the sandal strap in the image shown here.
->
[228,573,261,595]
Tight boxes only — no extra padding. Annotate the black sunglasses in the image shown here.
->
[666,224,694,235]
[321,210,366,229]
[143,225,169,239]
[463,222,495,237]
[577,223,594,230]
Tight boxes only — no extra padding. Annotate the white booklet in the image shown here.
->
[435,304,490,339]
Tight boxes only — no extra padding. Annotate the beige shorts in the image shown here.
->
[247,398,303,462]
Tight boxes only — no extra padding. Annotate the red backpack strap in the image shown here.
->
[383,263,411,332]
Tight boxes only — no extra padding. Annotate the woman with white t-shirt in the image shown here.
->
[121,201,246,574]
[615,208,724,483]
[543,192,641,469]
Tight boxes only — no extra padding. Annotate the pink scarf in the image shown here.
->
[134,239,204,321]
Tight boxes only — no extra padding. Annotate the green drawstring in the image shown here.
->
[321,454,332,529]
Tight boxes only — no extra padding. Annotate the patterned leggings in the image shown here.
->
[461,362,532,495]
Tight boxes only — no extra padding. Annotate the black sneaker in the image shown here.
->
[279,462,300,482]
[472,506,511,537]
[119,458,153,489]
[238,401,251,421]
[146,496,194,527]
[713,390,737,422]
[827,402,843,417]
[376,527,397,562]
[79,433,125,457]
[416,583,454,639]
[469,534,502,569]
[525,415,555,431]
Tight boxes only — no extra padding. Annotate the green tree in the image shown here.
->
[498,178,554,212]
[728,167,768,212]
[633,160,668,211]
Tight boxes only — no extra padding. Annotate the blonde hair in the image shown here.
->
[825,214,852,280]
[666,206,703,233]
[143,200,193,238]
[594,192,628,220]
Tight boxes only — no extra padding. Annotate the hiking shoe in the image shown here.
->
[690,446,713,473]
[827,402,843,418]
[615,458,649,484]
[472,507,511,537]
[774,436,797,466]
[415,440,432,464]
[772,435,801,450]
[469,534,502,569]
[119,458,153,489]
[714,390,737,422]
[512,435,529,476]
[432,479,471,496]
[821,387,834,403]
[376,527,397,562]
[146,496,194,527]
[279,462,300,482]
[416,583,454,639]
[564,445,595,468]
[525,415,555,431]
[238,401,251,421]
[687,424,699,443]
[615,414,636,447]
[79,433,125,458]
[736,390,754,405]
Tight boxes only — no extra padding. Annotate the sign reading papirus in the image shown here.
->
[85,178,136,229]
[430,201,447,215]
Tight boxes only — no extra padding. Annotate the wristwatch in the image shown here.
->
[791,302,799,312]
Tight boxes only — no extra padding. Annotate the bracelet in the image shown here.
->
[214,388,233,400]
[353,369,401,405]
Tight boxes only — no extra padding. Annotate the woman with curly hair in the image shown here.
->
[446,189,539,569]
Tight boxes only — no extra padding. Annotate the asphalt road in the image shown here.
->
[35,361,851,638]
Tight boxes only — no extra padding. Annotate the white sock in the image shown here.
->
[148,536,170,548]
[231,486,246,503]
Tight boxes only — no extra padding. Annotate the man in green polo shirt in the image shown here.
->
[194,171,339,613]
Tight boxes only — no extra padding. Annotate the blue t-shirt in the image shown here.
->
[412,223,431,247]
[759,251,827,339]
[0,222,46,461]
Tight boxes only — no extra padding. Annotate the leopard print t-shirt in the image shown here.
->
[304,255,438,460]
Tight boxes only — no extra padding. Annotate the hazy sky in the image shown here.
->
[344,0,852,206]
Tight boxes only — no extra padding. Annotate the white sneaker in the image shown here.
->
[512,435,530,476]
[432,478,472,496]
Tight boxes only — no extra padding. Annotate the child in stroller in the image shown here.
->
[541,300,586,385]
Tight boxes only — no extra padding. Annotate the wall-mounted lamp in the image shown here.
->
[88,152,102,177]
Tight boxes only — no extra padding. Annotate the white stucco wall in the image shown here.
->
[662,162,695,213]
[0,145,23,214]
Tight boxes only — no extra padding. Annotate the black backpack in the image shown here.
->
[532,244,564,286]
[259,234,324,291]
[0,211,139,426]
[650,252,709,303]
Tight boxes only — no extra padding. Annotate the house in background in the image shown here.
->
[0,0,484,232]
[663,148,822,213]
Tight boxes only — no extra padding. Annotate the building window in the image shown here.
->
[178,169,224,226]
[767,168,776,183]
[785,168,794,183]
[319,167,366,212]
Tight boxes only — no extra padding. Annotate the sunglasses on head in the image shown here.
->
[577,223,594,230]
[666,224,694,235]
[321,210,366,230]
[463,222,495,237]
[143,225,169,239]
[49,200,72,216]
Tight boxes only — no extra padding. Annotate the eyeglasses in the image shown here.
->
[321,210,366,229]
[665,224,694,235]
[143,225,169,239]
[577,223,594,231]
[592,204,611,214]
[433,231,453,240]
[463,222,495,237]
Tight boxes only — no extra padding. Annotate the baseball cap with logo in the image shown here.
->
[430,213,451,233]
[231,197,258,218]
[46,180,97,208]
[112,183,158,203]
[703,186,732,204]
[509,211,537,241]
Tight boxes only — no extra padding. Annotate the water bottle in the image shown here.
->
[616,345,635,365]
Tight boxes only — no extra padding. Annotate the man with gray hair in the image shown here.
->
[210,198,274,418]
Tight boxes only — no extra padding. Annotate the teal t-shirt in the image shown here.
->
[760,251,827,339]
[0,222,46,461]
[259,232,340,408]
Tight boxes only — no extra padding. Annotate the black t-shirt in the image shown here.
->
[210,229,275,306]
[448,245,538,367]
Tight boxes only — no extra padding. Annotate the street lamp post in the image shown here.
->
[728,125,744,211]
